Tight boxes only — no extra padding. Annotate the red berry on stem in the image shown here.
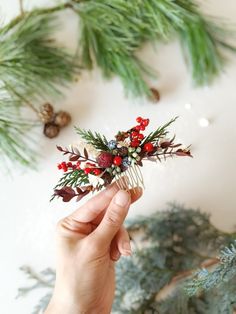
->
[135,125,141,131]
[93,168,102,176]
[84,168,92,174]
[67,162,72,168]
[140,125,146,131]
[113,156,122,166]
[57,163,62,170]
[138,133,144,140]
[131,140,140,147]
[144,142,154,152]
[142,119,149,127]
[136,117,142,123]
[131,131,139,138]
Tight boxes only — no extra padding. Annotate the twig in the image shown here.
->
[19,0,24,15]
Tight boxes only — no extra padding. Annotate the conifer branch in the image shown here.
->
[75,127,109,151]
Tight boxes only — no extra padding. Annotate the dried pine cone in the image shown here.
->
[115,131,129,141]
[54,111,71,128]
[44,122,60,138]
[39,103,54,123]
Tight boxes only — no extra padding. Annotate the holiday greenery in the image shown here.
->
[18,205,236,314]
[1,0,236,169]
[52,117,191,202]
[0,9,77,169]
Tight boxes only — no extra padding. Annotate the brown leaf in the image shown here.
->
[54,187,76,202]
[161,141,171,149]
[176,149,192,157]
[84,148,89,159]
[56,145,63,152]
[69,155,80,161]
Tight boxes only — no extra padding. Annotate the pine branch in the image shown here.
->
[76,127,109,151]
[186,241,236,296]
[0,11,78,102]
[142,117,178,145]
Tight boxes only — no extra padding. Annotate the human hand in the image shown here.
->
[45,183,142,314]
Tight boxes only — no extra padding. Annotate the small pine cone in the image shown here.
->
[118,146,128,157]
[97,152,113,168]
[44,122,60,139]
[39,103,54,123]
[54,111,71,128]
[150,88,160,102]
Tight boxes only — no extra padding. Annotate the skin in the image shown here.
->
[45,183,142,314]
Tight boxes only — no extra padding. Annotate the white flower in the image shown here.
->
[117,140,129,148]
[70,139,100,159]
[88,174,104,188]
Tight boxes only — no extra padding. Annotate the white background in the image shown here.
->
[0,0,236,313]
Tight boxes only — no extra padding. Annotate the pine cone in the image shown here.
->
[54,111,71,128]
[150,88,160,102]
[44,122,60,138]
[97,152,113,168]
[115,132,129,141]
[39,103,54,123]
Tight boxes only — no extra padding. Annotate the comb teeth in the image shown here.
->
[115,165,145,192]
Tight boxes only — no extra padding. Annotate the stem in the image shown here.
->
[3,1,80,32]
[19,0,24,15]
[4,82,39,114]
[60,147,97,164]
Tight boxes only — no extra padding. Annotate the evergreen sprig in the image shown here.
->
[186,241,236,296]
[142,117,178,145]
[0,9,78,169]
[76,127,109,151]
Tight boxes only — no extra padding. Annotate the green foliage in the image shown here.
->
[76,127,109,151]
[0,96,36,168]
[0,10,78,169]
[18,205,236,313]
[186,242,236,296]
[76,0,236,96]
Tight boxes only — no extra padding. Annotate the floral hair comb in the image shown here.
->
[52,117,191,202]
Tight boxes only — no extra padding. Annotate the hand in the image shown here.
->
[45,183,142,314]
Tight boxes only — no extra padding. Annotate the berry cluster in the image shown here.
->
[57,161,80,172]
[130,116,149,147]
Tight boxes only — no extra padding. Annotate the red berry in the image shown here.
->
[57,163,62,170]
[131,131,139,138]
[63,166,68,172]
[84,168,92,174]
[142,119,149,127]
[144,142,154,152]
[140,125,146,131]
[138,133,144,140]
[93,168,102,176]
[67,162,72,168]
[136,117,143,124]
[135,125,141,131]
[76,161,81,170]
[131,140,140,147]
[113,156,122,166]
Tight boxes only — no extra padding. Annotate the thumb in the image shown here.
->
[92,190,131,247]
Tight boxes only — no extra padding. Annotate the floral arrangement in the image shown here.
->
[52,117,191,202]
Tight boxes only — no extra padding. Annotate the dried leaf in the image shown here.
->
[69,155,80,161]
[56,146,63,152]
[84,148,89,159]
[54,187,76,202]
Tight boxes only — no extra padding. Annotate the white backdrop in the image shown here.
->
[0,0,236,313]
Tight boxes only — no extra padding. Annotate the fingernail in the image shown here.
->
[122,242,132,256]
[114,190,130,207]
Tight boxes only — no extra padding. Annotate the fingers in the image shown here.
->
[110,226,131,261]
[92,190,131,247]
[70,182,120,223]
